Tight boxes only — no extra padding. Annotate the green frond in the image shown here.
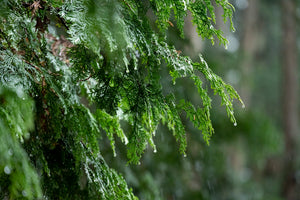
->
[0,0,241,198]
[0,87,42,199]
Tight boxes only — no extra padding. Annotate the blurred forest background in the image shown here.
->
[100,0,300,199]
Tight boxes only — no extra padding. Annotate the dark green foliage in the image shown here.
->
[0,0,242,199]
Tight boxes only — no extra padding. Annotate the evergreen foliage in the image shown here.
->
[0,0,242,199]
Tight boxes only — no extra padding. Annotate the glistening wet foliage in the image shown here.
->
[0,0,242,199]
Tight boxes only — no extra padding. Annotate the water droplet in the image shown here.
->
[22,97,25,100]
[242,104,245,109]
[153,149,157,153]
[8,149,13,156]
[234,122,237,126]
[183,154,187,158]
[16,88,24,98]
[22,190,27,197]
[235,0,249,10]
[138,162,141,165]
[4,166,11,174]
[124,137,128,145]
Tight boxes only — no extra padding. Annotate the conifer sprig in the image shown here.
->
[0,0,242,199]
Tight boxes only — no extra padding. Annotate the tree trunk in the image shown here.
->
[281,0,299,199]
[240,0,258,107]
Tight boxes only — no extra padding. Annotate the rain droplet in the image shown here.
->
[234,122,237,126]
[22,97,25,100]
[124,137,128,145]
[8,149,13,156]
[4,166,11,174]
[16,88,24,98]
[153,149,157,153]
[22,190,27,197]
[138,162,141,165]
[242,104,245,109]
[183,154,187,158]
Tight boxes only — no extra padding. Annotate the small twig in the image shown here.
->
[78,68,95,82]
[121,0,135,14]
[167,20,174,27]
[47,70,62,77]
[29,0,42,16]
[79,73,93,82]
[50,88,59,97]
[56,14,69,30]
[22,59,42,72]
[80,140,94,154]
[23,59,62,77]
